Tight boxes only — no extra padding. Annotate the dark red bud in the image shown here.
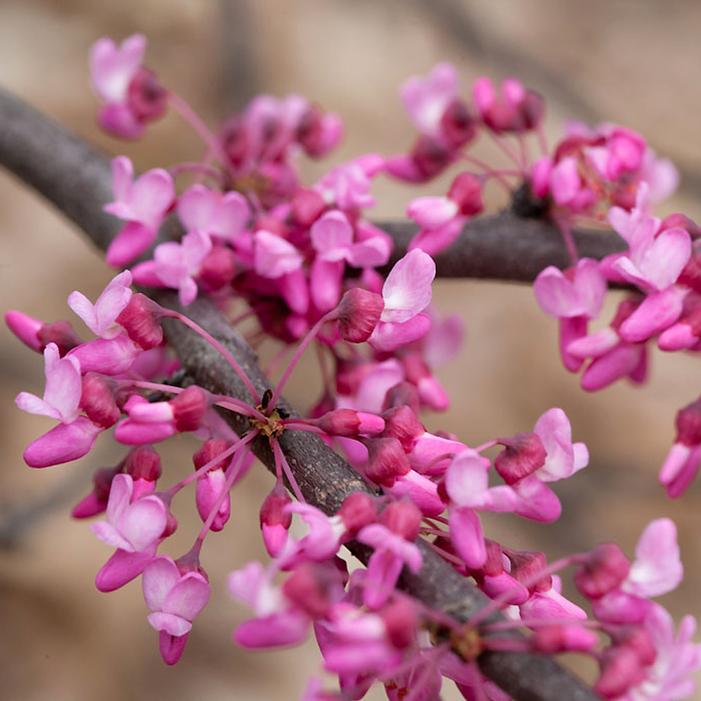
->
[282,563,340,618]
[199,245,236,291]
[411,135,453,180]
[260,485,293,529]
[574,543,631,599]
[675,398,701,446]
[364,438,411,488]
[447,172,484,216]
[338,492,377,536]
[379,500,421,540]
[124,445,162,482]
[611,625,657,667]
[382,405,424,452]
[337,288,384,343]
[439,99,477,149]
[382,382,421,414]
[380,597,419,649]
[37,320,81,355]
[116,293,164,350]
[660,213,701,238]
[507,549,552,593]
[170,386,207,432]
[80,373,120,428]
[595,646,646,699]
[291,188,326,226]
[494,432,547,485]
[193,439,233,473]
[127,67,168,123]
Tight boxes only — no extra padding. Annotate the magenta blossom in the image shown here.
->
[357,523,422,609]
[16,343,102,467]
[104,156,175,266]
[68,271,133,339]
[369,249,436,351]
[176,184,250,243]
[142,556,211,664]
[401,63,459,140]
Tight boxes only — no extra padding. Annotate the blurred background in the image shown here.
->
[1,1,701,699]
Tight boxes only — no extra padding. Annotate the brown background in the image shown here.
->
[1,1,700,699]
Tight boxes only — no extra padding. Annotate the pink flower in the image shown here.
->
[142,556,210,664]
[369,249,436,351]
[401,63,459,139]
[90,34,167,139]
[229,561,310,648]
[622,519,683,599]
[622,603,701,701]
[445,450,519,568]
[314,156,382,211]
[660,399,701,497]
[91,473,167,554]
[15,343,102,468]
[357,523,422,609]
[281,503,345,565]
[532,408,589,482]
[534,259,606,320]
[254,230,303,278]
[67,271,133,339]
[16,342,81,423]
[473,76,544,134]
[104,156,175,266]
[91,473,167,593]
[133,230,213,306]
[176,184,250,242]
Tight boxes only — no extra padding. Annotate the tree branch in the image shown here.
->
[0,87,599,701]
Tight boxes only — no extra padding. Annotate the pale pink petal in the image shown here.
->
[550,157,580,205]
[381,249,436,323]
[512,476,561,522]
[401,63,458,137]
[409,219,464,257]
[90,34,145,102]
[143,557,181,611]
[625,518,683,597]
[147,612,192,637]
[581,344,644,391]
[67,334,140,375]
[310,211,353,260]
[162,573,210,620]
[119,496,166,551]
[41,345,82,422]
[127,169,175,229]
[106,473,132,523]
[445,450,489,507]
[254,230,303,278]
[407,196,458,230]
[235,611,309,648]
[310,259,343,312]
[533,408,579,482]
[449,507,486,569]
[91,521,133,551]
[15,392,61,420]
[534,267,583,318]
[423,313,464,368]
[279,269,309,315]
[369,314,432,352]
[363,549,404,609]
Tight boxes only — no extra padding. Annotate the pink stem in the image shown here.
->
[427,541,466,567]
[269,312,333,409]
[162,309,260,403]
[555,216,579,265]
[168,93,229,167]
[536,124,549,156]
[486,131,526,171]
[165,441,239,497]
[272,439,305,502]
[473,439,497,453]
[195,431,258,541]
[168,161,223,183]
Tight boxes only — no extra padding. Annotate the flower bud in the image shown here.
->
[282,563,340,618]
[611,625,657,666]
[506,549,552,593]
[193,439,233,472]
[171,386,207,432]
[382,405,424,452]
[5,310,43,351]
[126,67,168,123]
[494,432,547,485]
[380,597,419,649]
[382,382,421,414]
[595,646,646,700]
[71,465,120,518]
[674,398,701,446]
[199,245,236,291]
[336,288,384,343]
[575,543,630,599]
[338,492,377,536]
[37,320,82,355]
[291,188,326,226]
[364,438,411,488]
[124,445,162,482]
[116,293,164,350]
[532,624,598,654]
[439,99,476,149]
[260,485,292,557]
[410,135,453,180]
[80,373,120,428]
[315,408,385,437]
[379,500,421,541]
[447,172,484,216]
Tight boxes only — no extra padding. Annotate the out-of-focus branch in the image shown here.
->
[0,87,599,701]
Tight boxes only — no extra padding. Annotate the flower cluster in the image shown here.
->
[6,36,701,701]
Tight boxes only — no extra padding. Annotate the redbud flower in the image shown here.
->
[90,34,166,138]
[660,398,701,497]
[260,485,293,557]
[473,76,544,134]
[103,156,175,266]
[5,311,80,355]
[67,270,133,339]
[177,184,250,243]
[142,556,210,664]
[193,439,233,532]
[369,249,436,351]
